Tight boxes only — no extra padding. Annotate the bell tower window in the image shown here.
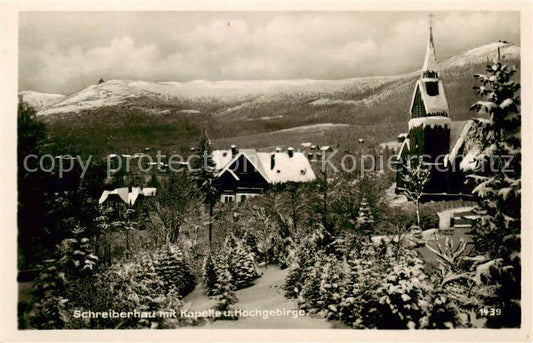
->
[426,81,439,96]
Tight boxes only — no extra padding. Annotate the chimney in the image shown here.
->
[231,144,238,157]
[287,147,294,158]
[307,152,314,159]
[276,147,282,153]
[270,153,275,170]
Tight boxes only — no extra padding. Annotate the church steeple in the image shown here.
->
[395,13,452,197]
[422,14,439,79]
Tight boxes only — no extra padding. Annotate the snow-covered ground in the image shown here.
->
[309,98,359,107]
[182,266,337,328]
[275,123,349,134]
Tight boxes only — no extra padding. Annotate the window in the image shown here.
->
[222,195,235,203]
[426,81,439,96]
[411,87,426,118]
[240,195,246,202]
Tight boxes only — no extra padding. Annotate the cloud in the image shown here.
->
[18,11,520,94]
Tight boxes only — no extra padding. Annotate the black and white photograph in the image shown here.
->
[1,1,531,341]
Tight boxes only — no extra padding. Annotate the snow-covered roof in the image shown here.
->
[261,151,316,183]
[395,138,411,160]
[212,149,235,170]
[408,26,450,116]
[448,118,489,171]
[142,187,157,196]
[448,120,476,163]
[422,28,438,73]
[99,187,157,206]
[409,80,449,116]
[408,116,451,130]
[214,148,316,184]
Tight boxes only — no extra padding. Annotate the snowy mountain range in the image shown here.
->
[18,91,66,112]
[20,42,519,117]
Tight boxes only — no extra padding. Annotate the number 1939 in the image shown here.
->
[479,307,502,316]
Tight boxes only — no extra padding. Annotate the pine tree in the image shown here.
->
[318,255,346,320]
[468,58,521,327]
[298,252,326,313]
[213,259,237,316]
[202,253,218,296]
[29,257,68,329]
[191,130,218,244]
[229,239,260,289]
[354,197,374,238]
[283,229,325,298]
[62,225,98,277]
[154,244,195,297]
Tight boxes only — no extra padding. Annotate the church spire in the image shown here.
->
[422,13,438,78]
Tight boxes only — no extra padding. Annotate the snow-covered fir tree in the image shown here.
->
[317,254,346,320]
[354,197,374,238]
[202,253,218,296]
[468,57,521,327]
[213,259,237,314]
[283,229,323,298]
[154,244,195,297]
[62,225,98,276]
[191,129,218,244]
[298,252,326,313]
[228,238,260,289]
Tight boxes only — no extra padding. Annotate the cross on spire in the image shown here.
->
[429,13,434,43]
[422,12,438,77]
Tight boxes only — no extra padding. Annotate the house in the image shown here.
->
[99,187,157,206]
[212,145,316,203]
[394,22,486,201]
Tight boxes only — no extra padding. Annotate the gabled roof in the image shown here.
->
[213,148,316,184]
[395,137,411,161]
[216,149,271,183]
[409,79,449,116]
[448,118,488,171]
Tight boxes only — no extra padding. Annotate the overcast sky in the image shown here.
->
[19,11,520,94]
